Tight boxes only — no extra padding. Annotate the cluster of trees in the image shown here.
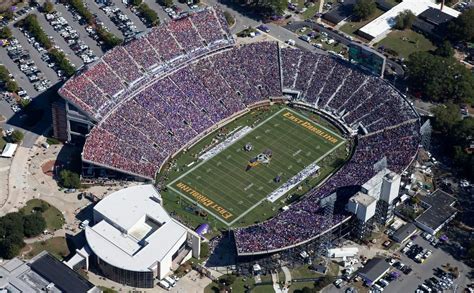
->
[394,9,416,30]
[96,26,123,49]
[234,0,287,18]
[131,0,159,26]
[447,8,474,43]
[137,3,159,26]
[0,65,19,93]
[66,0,122,47]
[68,0,94,25]
[17,14,52,49]
[405,51,474,104]
[0,211,46,259]
[42,1,55,13]
[224,11,235,27]
[49,49,76,77]
[0,26,12,39]
[432,103,474,181]
[353,0,377,21]
[9,130,24,143]
[157,0,173,8]
[59,169,81,189]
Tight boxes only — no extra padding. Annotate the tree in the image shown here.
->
[130,0,142,6]
[0,238,25,259]
[138,4,159,26]
[435,40,454,57]
[219,274,236,286]
[159,0,173,8]
[49,49,76,77]
[43,1,55,13]
[59,169,81,189]
[432,103,462,135]
[447,8,474,43]
[353,0,376,20]
[200,242,209,258]
[0,26,12,39]
[96,26,123,49]
[23,213,46,237]
[394,10,416,30]
[0,65,10,81]
[6,80,18,93]
[223,11,235,26]
[405,52,474,104]
[10,130,24,143]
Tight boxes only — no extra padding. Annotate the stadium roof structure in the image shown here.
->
[358,0,459,40]
[85,185,188,272]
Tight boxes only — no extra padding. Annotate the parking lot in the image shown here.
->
[384,236,471,293]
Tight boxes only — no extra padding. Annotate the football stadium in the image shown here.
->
[55,6,421,256]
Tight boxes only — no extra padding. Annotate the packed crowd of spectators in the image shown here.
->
[62,14,420,254]
[81,42,282,178]
[59,7,233,119]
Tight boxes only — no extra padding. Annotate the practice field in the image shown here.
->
[168,108,346,226]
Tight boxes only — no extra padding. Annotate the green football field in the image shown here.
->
[167,108,346,225]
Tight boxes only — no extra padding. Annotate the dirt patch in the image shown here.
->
[42,160,55,177]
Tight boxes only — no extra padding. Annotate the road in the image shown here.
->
[284,21,405,76]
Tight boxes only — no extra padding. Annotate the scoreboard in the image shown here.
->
[348,43,386,78]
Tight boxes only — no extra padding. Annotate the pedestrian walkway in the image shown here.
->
[282,266,292,284]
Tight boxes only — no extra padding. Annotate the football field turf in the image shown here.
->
[168,108,346,225]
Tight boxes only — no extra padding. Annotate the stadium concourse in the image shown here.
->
[58,7,420,255]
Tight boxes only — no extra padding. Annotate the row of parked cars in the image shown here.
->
[6,38,51,92]
[45,11,97,65]
[63,2,109,50]
[18,26,66,83]
[99,0,139,40]
[416,268,456,292]
[158,275,179,290]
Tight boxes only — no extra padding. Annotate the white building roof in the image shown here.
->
[359,0,460,40]
[85,185,188,272]
[1,143,17,158]
[362,168,390,199]
[350,192,377,207]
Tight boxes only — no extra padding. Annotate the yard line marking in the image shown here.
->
[244,183,253,191]
[293,149,302,157]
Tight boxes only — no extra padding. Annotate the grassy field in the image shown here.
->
[23,237,70,260]
[339,8,385,37]
[20,199,65,231]
[167,108,345,226]
[376,29,436,58]
[205,274,273,293]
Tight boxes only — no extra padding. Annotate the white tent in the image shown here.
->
[1,143,17,158]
